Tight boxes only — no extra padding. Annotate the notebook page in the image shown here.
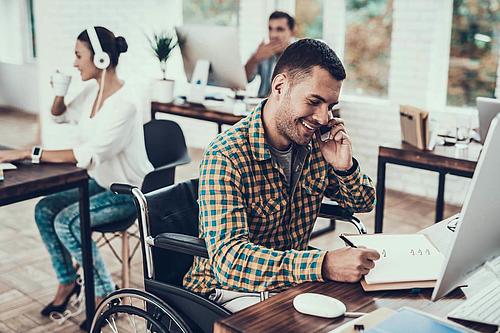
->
[345,234,445,284]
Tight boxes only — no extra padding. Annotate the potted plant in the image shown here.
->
[149,30,178,103]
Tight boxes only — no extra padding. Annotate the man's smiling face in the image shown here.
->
[274,66,342,146]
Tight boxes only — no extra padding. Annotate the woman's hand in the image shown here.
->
[0,149,30,163]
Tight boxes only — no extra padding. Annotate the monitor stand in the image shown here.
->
[187,59,209,104]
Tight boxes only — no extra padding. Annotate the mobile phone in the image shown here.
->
[319,125,332,142]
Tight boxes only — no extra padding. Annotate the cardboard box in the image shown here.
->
[400,105,429,150]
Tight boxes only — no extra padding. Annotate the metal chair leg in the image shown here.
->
[121,231,130,289]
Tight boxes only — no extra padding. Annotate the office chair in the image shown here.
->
[92,119,191,288]
[90,178,367,333]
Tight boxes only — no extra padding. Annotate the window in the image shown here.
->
[295,0,323,39]
[183,0,239,26]
[0,0,35,63]
[343,0,393,98]
[447,0,500,107]
[28,0,36,58]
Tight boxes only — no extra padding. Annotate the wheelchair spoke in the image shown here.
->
[126,312,139,333]
[111,317,119,333]
[92,291,191,333]
[105,317,119,333]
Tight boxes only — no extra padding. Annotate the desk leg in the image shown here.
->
[218,123,223,134]
[79,180,95,328]
[436,172,446,223]
[151,109,156,121]
[374,157,386,233]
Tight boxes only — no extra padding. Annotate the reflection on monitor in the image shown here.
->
[175,25,247,90]
[477,97,500,145]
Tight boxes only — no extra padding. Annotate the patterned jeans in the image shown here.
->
[34,179,136,297]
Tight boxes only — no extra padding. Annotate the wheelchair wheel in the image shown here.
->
[91,288,192,333]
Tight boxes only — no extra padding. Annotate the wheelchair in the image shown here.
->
[90,179,367,333]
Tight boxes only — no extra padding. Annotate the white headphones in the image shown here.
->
[86,26,110,69]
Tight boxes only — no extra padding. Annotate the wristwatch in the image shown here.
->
[31,146,43,164]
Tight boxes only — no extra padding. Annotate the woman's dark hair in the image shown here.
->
[272,38,346,84]
[77,26,128,67]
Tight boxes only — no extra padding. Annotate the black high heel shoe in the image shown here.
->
[41,282,82,316]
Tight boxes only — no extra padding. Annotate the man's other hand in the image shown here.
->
[254,40,288,62]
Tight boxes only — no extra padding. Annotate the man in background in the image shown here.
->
[245,11,295,98]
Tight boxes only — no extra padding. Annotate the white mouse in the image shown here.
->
[293,293,347,318]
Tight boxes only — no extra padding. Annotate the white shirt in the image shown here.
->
[58,82,153,189]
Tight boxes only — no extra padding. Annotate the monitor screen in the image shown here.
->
[176,25,248,90]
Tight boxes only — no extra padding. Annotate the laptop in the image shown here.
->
[476,97,500,144]
[431,115,500,326]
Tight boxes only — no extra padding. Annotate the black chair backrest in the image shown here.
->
[145,179,200,286]
[144,119,189,169]
[142,119,190,193]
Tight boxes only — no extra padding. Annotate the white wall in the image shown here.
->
[0,62,39,113]
[0,0,39,113]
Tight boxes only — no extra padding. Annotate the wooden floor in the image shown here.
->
[0,109,460,332]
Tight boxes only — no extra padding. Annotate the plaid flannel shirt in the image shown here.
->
[183,102,376,295]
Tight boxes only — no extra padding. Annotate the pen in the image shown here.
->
[345,311,366,318]
[339,234,357,248]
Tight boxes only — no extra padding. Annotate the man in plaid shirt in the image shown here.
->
[184,39,380,311]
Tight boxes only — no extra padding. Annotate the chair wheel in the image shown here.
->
[91,288,192,333]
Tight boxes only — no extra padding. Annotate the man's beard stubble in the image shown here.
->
[275,95,311,147]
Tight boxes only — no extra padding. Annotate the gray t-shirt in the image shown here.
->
[268,143,293,190]
[251,55,278,98]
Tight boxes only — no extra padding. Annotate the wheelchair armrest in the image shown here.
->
[319,201,367,234]
[154,233,209,259]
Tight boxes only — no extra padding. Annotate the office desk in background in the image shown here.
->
[374,142,480,233]
[0,154,96,326]
[151,101,244,134]
[214,219,496,333]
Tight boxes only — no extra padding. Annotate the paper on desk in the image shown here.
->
[0,163,17,170]
[345,234,445,284]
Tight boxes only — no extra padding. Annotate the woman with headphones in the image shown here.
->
[0,26,153,319]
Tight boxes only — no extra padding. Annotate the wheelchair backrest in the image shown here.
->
[145,178,200,286]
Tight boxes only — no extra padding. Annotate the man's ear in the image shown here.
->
[271,73,287,97]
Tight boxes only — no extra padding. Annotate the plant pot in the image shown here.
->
[152,79,175,103]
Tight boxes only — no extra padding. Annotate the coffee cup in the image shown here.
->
[51,71,72,96]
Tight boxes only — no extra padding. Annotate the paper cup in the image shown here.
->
[51,72,72,96]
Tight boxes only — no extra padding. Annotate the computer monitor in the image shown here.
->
[175,25,247,90]
[477,97,500,144]
[431,115,500,301]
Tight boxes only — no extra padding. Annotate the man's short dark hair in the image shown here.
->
[271,38,346,84]
[269,11,295,31]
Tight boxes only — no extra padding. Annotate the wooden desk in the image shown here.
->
[214,221,496,333]
[151,102,244,133]
[374,142,480,233]
[0,158,96,327]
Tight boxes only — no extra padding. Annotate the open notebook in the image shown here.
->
[343,234,445,291]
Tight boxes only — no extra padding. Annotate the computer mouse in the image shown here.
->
[293,293,347,318]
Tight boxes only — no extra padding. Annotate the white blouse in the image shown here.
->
[58,82,153,189]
